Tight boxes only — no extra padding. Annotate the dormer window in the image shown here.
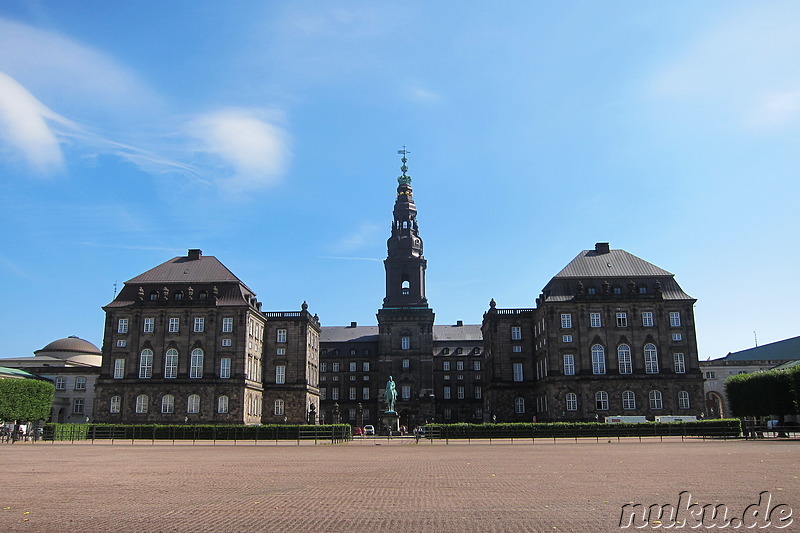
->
[149,291,159,301]
[174,291,184,300]
[198,291,208,300]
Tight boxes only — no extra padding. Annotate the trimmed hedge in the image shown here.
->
[43,423,352,441]
[725,366,800,417]
[424,419,741,439]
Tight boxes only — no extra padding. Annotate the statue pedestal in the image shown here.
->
[381,412,400,436]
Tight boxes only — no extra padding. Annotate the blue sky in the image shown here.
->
[1,1,798,360]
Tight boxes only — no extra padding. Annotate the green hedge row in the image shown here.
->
[726,366,800,417]
[43,423,352,441]
[424,419,741,439]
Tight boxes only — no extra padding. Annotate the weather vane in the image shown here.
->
[397,146,411,184]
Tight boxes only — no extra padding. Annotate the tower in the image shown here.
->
[377,150,436,427]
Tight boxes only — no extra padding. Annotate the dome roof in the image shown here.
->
[35,336,101,357]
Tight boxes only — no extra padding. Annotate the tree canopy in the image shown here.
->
[0,378,54,422]
[725,366,800,417]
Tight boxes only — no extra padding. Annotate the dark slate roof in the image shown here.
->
[320,324,483,343]
[35,336,101,356]
[722,336,800,362]
[554,248,673,278]
[127,254,244,285]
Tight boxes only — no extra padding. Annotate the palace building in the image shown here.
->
[93,155,704,426]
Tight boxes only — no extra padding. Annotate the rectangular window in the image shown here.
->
[113,359,125,379]
[169,317,180,333]
[320,362,327,373]
[674,353,686,374]
[139,352,153,379]
[473,360,481,371]
[332,362,340,372]
[110,396,121,414]
[590,312,601,328]
[164,352,178,379]
[457,386,465,400]
[221,338,232,347]
[193,317,205,332]
[73,376,86,390]
[444,408,452,420]
[561,314,572,329]
[220,358,231,379]
[563,354,575,376]
[475,386,482,399]
[642,312,654,327]
[117,318,128,334]
[274,400,284,416]
[566,393,578,411]
[616,312,627,327]
[116,339,126,347]
[513,362,524,382]
[456,361,464,371]
[402,385,411,400]
[73,398,84,415]
[331,388,339,401]
[562,335,573,343]
[401,336,410,350]
[349,387,357,400]
[222,318,233,333]
[363,387,370,400]
[511,326,522,340]
[513,345,522,353]
[143,318,154,333]
[190,351,203,378]
[349,362,356,372]
[277,329,287,343]
[362,362,369,372]
[443,386,451,399]
[670,312,681,327]
[515,397,525,414]
[275,365,286,384]
[705,371,716,379]
[443,361,450,371]
[672,333,682,341]
[402,359,410,369]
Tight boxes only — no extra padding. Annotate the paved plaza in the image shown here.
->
[1,438,798,532]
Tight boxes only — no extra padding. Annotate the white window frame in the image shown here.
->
[616,312,627,328]
[562,335,573,343]
[595,391,609,410]
[669,312,681,327]
[678,391,690,410]
[161,395,174,414]
[349,387,357,400]
[116,339,126,347]
[473,360,481,371]
[402,385,411,400]
[331,388,339,401]
[117,318,128,334]
[475,386,482,400]
[187,394,200,414]
[402,359,410,369]
[565,393,577,411]
[362,387,370,400]
[673,353,686,374]
[512,345,522,353]
[401,336,410,350]
[222,338,232,347]
[277,329,287,343]
[114,359,125,379]
[218,396,229,414]
[649,390,663,409]
[591,345,606,375]
[511,326,522,340]
[618,344,632,374]
[143,317,154,333]
[590,312,601,328]
[515,397,525,414]
[110,395,121,414]
[456,361,464,371]
[672,333,682,341]
[222,318,233,333]
[190,348,204,378]
[362,362,369,372]
[443,386,451,400]
[220,358,231,379]
[164,349,178,379]
[349,362,356,372]
[457,386,465,400]
[275,365,286,384]
[135,394,149,413]
[642,312,654,327]
[74,376,86,391]
[169,317,180,333]
[513,362,524,382]
[193,317,205,333]
[622,390,636,410]
[139,349,153,379]
[563,354,575,376]
[73,398,84,415]
[443,361,450,371]
[560,314,572,329]
[644,343,659,374]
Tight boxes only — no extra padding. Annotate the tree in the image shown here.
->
[725,368,798,418]
[0,378,54,423]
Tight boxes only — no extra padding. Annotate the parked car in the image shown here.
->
[352,427,363,436]
[364,425,375,435]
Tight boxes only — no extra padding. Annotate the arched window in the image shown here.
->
[135,394,149,413]
[401,280,410,296]
[274,399,285,416]
[218,396,229,414]
[139,349,153,379]
[678,391,690,410]
[110,396,121,413]
[161,394,174,414]
[591,345,606,375]
[514,397,525,414]
[187,394,200,414]
[649,390,663,409]
[644,343,659,374]
[402,220,408,229]
[190,348,204,378]
[618,344,632,374]
[622,391,636,410]
[565,393,577,411]
[164,349,178,378]
[595,391,609,410]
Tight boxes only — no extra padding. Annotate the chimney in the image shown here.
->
[456,320,464,327]
[188,249,202,260]
[594,242,610,255]
[349,321,357,328]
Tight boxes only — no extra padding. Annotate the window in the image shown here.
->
[332,362,339,372]
[218,396,229,414]
[116,339,126,347]
[672,333,682,341]
[563,354,575,376]
[349,387,357,400]
[363,387,370,400]
[349,362,356,372]
[75,376,86,391]
[561,314,572,329]
[331,388,339,401]
[591,345,606,375]
[149,291,158,301]
[443,386,451,399]
[320,388,327,400]
[473,360,481,371]
[276,347,285,355]
[275,365,286,384]
[72,398,84,414]
[401,336,410,350]
[350,349,357,357]
[193,317,205,332]
[139,349,153,379]
[678,391,690,410]
[642,312,653,327]
[55,376,67,390]
[220,358,231,379]
[511,326,522,340]
[456,361,464,371]
[616,312,627,327]
[174,291,183,301]
[168,317,180,333]
[277,329,287,343]
[587,287,596,294]
[590,312,602,328]
[443,361,450,371]
[187,394,200,414]
[513,362,524,382]
[613,287,622,294]
[515,397,525,414]
[222,339,232,347]
[163,349,178,378]
[143,317,154,333]
[190,348,204,378]
[402,359,410,369]
[474,407,483,420]
[444,408,452,420]
[118,318,128,334]
[649,390,663,409]
[513,345,522,353]
[618,344,632,374]
[442,348,450,355]
[402,385,411,400]
[222,318,233,333]
[639,286,647,294]
[198,290,207,300]
[162,395,174,414]
[705,371,716,379]
[114,359,125,379]
[135,394,149,413]
[110,396,121,413]
[454,386,463,400]
[475,386,482,399]
[456,347,463,355]
[644,343,659,374]
[595,391,609,410]
[669,312,681,327]
[563,335,573,343]
[566,393,577,411]
[673,353,686,374]
[362,362,369,372]
[622,391,636,410]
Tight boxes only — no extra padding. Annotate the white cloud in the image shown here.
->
[188,109,291,193]
[406,85,442,103]
[333,222,382,253]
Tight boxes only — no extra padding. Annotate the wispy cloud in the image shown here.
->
[0,254,35,280]
[334,222,382,253]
